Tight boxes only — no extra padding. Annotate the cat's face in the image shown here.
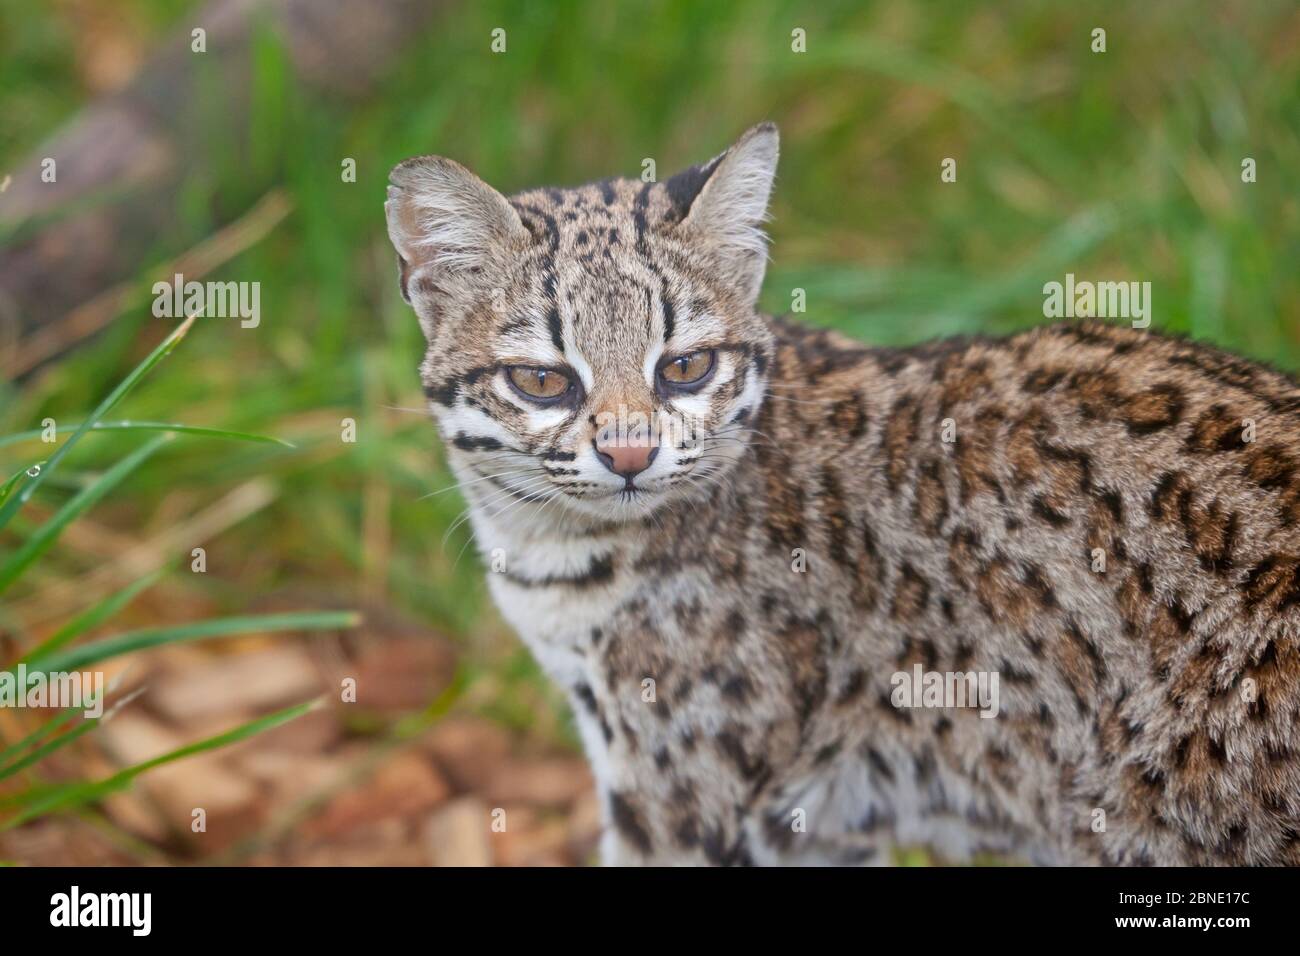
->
[386,124,778,523]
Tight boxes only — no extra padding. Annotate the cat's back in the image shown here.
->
[764,316,1300,565]
[755,317,1300,863]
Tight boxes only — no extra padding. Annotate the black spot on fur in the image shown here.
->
[505,554,614,589]
[1031,496,1071,527]
[865,747,895,783]
[608,791,652,854]
[452,433,504,452]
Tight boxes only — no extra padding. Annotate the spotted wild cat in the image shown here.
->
[386,124,1300,865]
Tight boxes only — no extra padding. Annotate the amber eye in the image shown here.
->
[658,350,716,388]
[506,366,573,402]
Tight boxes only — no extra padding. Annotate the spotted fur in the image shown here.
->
[387,124,1300,865]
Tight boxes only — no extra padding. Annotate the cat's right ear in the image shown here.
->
[669,123,780,308]
[385,156,529,337]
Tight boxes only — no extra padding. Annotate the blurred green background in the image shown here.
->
[0,0,1297,863]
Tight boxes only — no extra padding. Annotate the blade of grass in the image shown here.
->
[0,684,144,784]
[0,433,172,596]
[1,699,319,829]
[0,708,98,782]
[0,315,195,532]
[0,464,40,509]
[0,705,82,775]
[0,421,294,450]
[13,568,166,667]
[22,610,360,674]
[215,669,470,864]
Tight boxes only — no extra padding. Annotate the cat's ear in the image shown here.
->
[673,122,779,306]
[385,156,529,336]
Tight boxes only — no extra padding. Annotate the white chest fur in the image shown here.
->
[466,501,642,797]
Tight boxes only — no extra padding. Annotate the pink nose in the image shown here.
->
[594,435,658,478]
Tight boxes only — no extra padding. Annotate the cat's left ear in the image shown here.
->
[672,122,779,306]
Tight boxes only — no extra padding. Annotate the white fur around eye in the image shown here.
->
[567,341,596,393]
[528,406,576,430]
[733,354,766,414]
[643,344,664,386]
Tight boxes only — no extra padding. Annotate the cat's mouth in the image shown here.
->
[568,483,660,503]
[612,484,653,502]
[552,477,674,519]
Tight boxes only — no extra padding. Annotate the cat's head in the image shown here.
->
[385,123,778,522]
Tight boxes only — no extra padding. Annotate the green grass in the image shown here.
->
[1,700,322,830]
[0,0,1297,846]
[0,317,358,837]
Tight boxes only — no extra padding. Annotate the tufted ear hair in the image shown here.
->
[672,122,779,306]
[385,155,530,338]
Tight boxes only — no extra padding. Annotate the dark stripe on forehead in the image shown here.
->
[543,272,565,353]
[516,202,566,355]
[546,306,565,353]
[660,275,676,342]
[628,182,682,345]
[541,290,562,358]
[631,181,652,245]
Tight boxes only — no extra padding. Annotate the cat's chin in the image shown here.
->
[555,486,678,524]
